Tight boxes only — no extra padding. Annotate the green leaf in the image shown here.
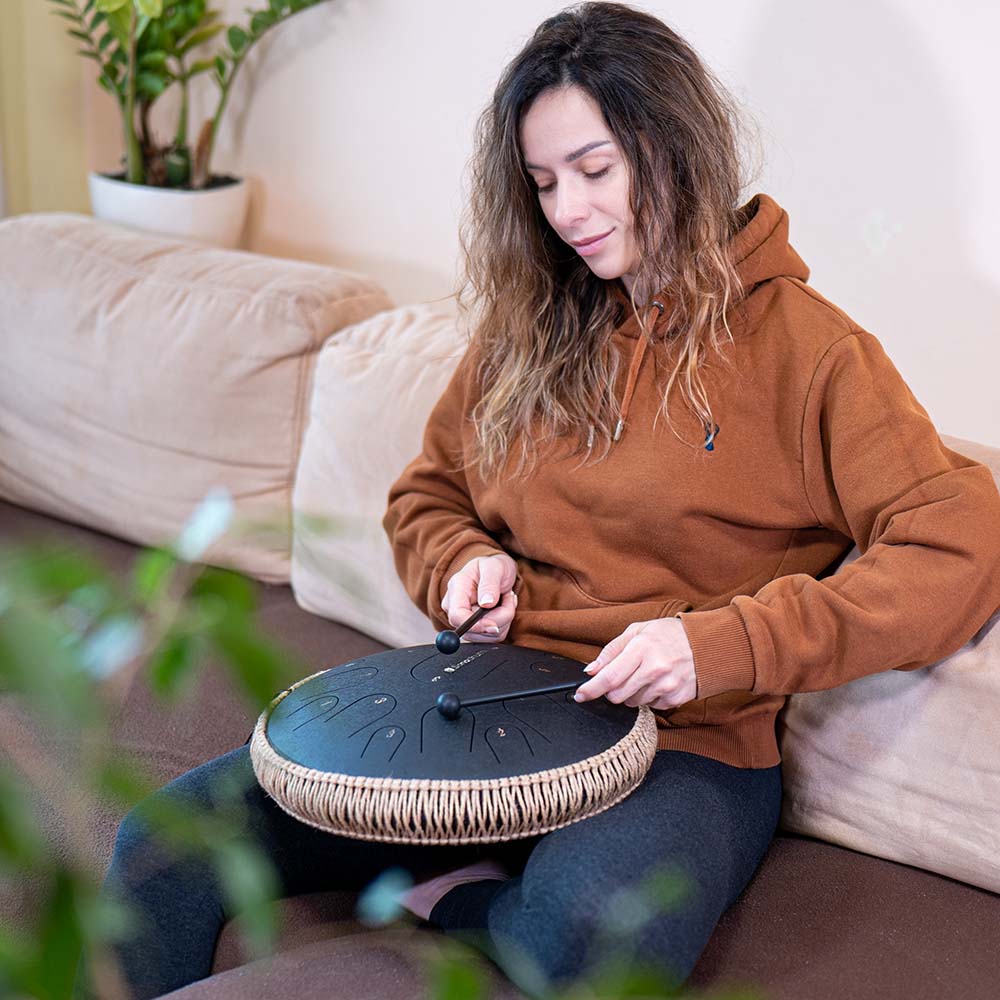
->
[0,583,106,729]
[135,0,164,17]
[185,57,216,77]
[0,926,33,997]
[148,631,198,700]
[131,547,175,603]
[97,30,115,51]
[33,872,88,1000]
[95,756,155,809]
[213,54,226,82]
[268,0,287,13]
[177,23,224,57]
[191,567,257,617]
[136,70,168,97]
[47,0,75,7]
[95,0,129,12]
[0,767,43,868]
[428,952,489,1000]
[209,621,294,710]
[227,25,248,55]
[68,28,92,42]
[250,11,276,36]
[138,49,168,70]
[4,544,107,602]
[52,11,82,24]
[165,147,191,186]
[164,8,186,34]
[77,49,102,61]
[103,6,131,48]
[214,840,280,957]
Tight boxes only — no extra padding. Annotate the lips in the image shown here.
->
[570,230,613,247]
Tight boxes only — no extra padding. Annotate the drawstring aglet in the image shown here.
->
[613,418,625,442]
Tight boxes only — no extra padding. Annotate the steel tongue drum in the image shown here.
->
[250,640,658,845]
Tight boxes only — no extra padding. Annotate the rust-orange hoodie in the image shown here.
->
[383,193,1000,768]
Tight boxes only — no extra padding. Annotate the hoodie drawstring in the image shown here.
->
[613,299,664,442]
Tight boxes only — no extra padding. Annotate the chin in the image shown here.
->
[586,260,625,281]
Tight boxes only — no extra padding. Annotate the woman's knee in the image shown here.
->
[487,855,719,991]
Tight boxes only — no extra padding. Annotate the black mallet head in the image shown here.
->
[435,629,461,654]
[436,692,462,720]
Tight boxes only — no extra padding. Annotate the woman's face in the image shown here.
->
[519,85,640,294]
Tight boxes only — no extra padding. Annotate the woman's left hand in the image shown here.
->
[573,617,698,710]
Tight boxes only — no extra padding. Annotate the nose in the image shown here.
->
[552,178,589,230]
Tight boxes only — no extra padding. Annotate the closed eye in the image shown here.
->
[536,166,612,195]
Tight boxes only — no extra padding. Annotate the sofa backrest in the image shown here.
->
[291,299,467,646]
[0,213,392,582]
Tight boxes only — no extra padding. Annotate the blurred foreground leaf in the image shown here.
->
[429,949,490,1000]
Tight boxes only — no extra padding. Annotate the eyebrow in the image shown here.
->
[523,140,613,171]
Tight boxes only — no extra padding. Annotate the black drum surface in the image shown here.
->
[264,643,640,781]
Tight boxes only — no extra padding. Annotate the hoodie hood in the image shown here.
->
[611,192,811,339]
[606,193,810,441]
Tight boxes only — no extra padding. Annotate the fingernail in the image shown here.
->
[584,662,598,674]
[573,692,583,702]
[485,625,500,635]
[480,592,495,606]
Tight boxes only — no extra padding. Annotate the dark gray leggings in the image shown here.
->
[77,745,781,999]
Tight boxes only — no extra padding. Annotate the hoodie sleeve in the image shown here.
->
[382,343,505,628]
[681,329,1000,700]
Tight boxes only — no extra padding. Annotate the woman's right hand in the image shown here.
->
[442,553,518,643]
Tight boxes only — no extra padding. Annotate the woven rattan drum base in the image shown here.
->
[249,644,659,845]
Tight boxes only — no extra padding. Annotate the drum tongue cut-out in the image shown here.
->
[250,643,657,845]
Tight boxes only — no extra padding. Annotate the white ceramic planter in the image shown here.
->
[88,171,250,249]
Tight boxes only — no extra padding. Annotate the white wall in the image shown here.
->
[87,0,1000,445]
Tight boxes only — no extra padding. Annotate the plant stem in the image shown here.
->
[124,4,143,184]
[176,61,189,147]
[196,54,239,189]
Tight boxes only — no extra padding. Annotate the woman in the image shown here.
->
[382,0,1000,986]
[80,3,1000,997]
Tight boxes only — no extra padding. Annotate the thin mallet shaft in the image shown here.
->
[460,680,584,707]
[454,604,491,638]
[436,679,587,718]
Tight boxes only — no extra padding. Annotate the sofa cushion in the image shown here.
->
[778,434,1000,893]
[0,213,392,583]
[290,300,467,647]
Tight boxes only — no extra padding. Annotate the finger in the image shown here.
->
[575,642,641,702]
[483,589,517,627]
[606,670,655,705]
[585,620,648,674]
[468,592,516,635]
[446,586,478,629]
[624,681,657,708]
[479,553,521,607]
[583,632,629,675]
[476,561,504,609]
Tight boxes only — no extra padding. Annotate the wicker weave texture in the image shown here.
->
[250,675,658,845]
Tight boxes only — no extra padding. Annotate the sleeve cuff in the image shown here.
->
[678,604,756,699]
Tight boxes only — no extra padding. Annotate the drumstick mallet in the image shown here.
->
[434,604,491,654]
[436,680,586,720]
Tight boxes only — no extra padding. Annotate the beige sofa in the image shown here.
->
[1,212,998,1000]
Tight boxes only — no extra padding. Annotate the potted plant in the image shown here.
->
[49,0,328,247]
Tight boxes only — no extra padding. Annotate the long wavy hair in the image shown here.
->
[454,1,761,483]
